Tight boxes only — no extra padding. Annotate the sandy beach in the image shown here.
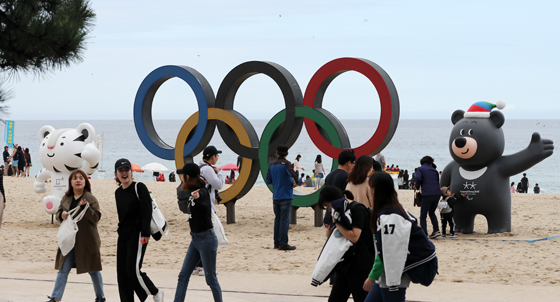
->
[1,176,560,301]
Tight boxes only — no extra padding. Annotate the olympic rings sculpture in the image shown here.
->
[134,57,400,208]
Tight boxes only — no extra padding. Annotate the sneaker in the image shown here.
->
[95,297,106,302]
[198,268,205,276]
[278,244,296,251]
[450,234,457,238]
[153,289,164,302]
[274,245,280,249]
[429,231,441,239]
[441,234,446,238]
[192,266,202,275]
[46,296,57,302]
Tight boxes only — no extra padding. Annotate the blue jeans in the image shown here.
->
[420,195,440,235]
[364,283,406,302]
[273,199,292,246]
[174,229,222,302]
[51,249,104,300]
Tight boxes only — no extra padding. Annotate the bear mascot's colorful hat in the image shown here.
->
[464,100,506,118]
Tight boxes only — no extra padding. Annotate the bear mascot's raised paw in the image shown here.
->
[34,123,100,214]
[440,101,554,234]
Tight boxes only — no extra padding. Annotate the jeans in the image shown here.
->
[420,195,440,235]
[51,249,104,300]
[174,229,222,302]
[364,283,406,302]
[273,199,292,246]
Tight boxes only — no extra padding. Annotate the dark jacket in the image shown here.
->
[415,163,440,196]
[266,157,297,200]
[55,191,102,274]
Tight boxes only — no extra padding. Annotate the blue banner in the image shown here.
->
[4,120,14,147]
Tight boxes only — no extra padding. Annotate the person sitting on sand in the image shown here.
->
[534,183,540,194]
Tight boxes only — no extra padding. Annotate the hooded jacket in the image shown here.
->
[375,208,436,287]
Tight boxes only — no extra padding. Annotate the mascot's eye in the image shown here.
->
[60,142,64,146]
[460,129,464,135]
[468,129,473,135]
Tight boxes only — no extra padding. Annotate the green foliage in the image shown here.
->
[0,0,95,108]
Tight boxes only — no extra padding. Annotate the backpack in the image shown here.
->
[403,214,438,286]
[405,256,438,287]
[134,182,169,241]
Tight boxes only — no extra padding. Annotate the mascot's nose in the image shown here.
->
[455,137,467,148]
[48,146,54,150]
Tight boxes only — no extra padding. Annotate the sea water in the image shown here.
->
[6,119,559,193]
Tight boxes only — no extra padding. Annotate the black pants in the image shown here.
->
[116,231,158,302]
[440,212,455,235]
[329,269,369,302]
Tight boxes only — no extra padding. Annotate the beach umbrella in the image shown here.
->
[218,163,238,171]
[141,162,170,173]
[131,163,144,173]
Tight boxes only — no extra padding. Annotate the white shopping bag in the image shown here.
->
[57,203,89,256]
[211,210,229,245]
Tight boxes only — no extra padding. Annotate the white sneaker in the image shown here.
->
[153,289,164,302]
[198,268,205,276]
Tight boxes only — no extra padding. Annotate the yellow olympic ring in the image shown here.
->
[174,108,253,204]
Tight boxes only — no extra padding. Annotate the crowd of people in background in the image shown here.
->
[2,144,32,177]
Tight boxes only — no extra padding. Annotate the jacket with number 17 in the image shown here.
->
[375,208,436,287]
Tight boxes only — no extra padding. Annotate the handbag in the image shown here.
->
[311,227,353,287]
[57,203,90,256]
[414,189,422,207]
[211,210,229,245]
[135,183,169,240]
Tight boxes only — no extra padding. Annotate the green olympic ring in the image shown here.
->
[259,106,343,207]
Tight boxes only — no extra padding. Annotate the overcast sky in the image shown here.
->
[5,0,559,121]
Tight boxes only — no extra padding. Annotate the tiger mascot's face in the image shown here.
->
[38,123,96,173]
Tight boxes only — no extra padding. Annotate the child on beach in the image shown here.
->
[438,187,466,238]
[510,182,516,193]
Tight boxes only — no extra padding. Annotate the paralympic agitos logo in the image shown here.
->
[134,57,399,208]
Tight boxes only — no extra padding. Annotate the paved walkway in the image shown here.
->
[1,261,558,301]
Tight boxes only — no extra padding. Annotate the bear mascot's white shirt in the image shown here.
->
[34,123,100,214]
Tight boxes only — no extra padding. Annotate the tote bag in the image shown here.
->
[57,203,90,256]
[211,210,229,245]
[311,227,353,286]
[134,183,169,240]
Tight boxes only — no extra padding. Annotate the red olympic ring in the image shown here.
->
[303,58,399,158]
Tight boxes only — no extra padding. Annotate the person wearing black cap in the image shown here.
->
[188,145,224,276]
[113,158,163,302]
[174,163,222,302]
[266,145,298,251]
[318,186,373,302]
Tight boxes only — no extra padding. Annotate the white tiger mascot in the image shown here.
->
[34,123,101,214]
